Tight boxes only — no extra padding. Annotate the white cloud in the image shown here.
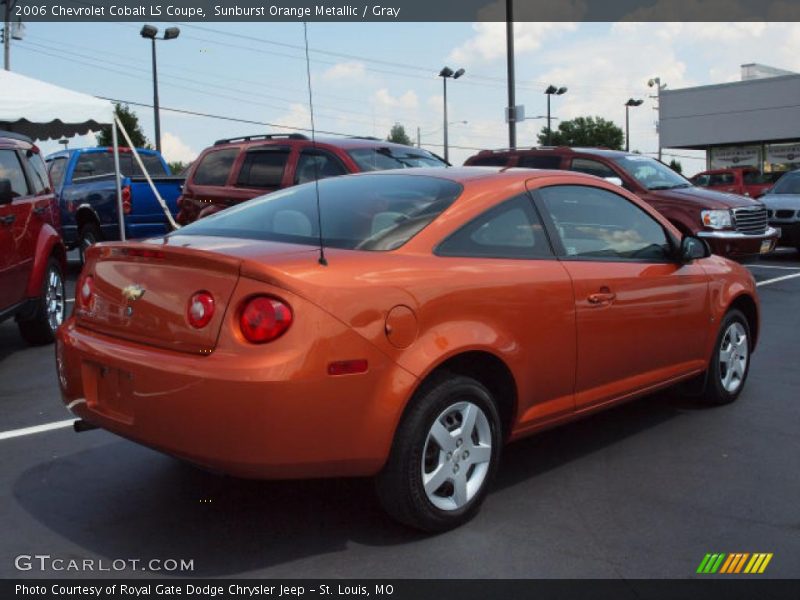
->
[160,132,197,164]
[373,88,419,109]
[448,22,578,64]
[272,103,311,132]
[322,61,366,82]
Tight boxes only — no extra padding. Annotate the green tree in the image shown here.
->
[668,158,683,174]
[387,123,413,146]
[167,161,189,175]
[96,103,151,149]
[538,116,624,150]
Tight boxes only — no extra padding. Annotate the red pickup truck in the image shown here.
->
[0,130,67,344]
[464,147,779,260]
[690,167,775,198]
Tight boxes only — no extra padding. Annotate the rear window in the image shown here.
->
[192,148,239,186]
[771,172,800,194]
[742,170,769,185]
[348,147,447,171]
[72,152,166,180]
[178,174,462,252]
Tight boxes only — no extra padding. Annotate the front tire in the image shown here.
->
[376,373,502,532]
[17,258,66,345]
[699,309,751,405]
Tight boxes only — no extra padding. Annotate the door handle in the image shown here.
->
[0,215,15,225]
[33,206,47,216]
[587,288,616,305]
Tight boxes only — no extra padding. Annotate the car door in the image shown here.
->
[435,193,577,427]
[532,183,710,409]
[0,148,35,309]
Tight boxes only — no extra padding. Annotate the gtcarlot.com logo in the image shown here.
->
[697,552,773,574]
[14,554,194,572]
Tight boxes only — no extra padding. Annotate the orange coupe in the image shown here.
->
[56,168,759,531]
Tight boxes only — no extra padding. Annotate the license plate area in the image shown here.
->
[82,362,135,424]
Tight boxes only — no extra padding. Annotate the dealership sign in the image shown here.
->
[766,143,800,164]
[710,146,761,169]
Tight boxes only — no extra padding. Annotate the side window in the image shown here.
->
[26,152,50,193]
[437,194,552,259]
[236,149,290,188]
[692,174,710,187]
[295,150,347,184]
[48,158,68,189]
[192,148,240,186]
[538,185,672,261]
[469,155,510,167]
[130,154,168,177]
[0,150,30,198]
[709,172,734,186]
[518,155,562,169]
[569,158,617,179]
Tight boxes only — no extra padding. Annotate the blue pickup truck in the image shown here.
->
[45,147,184,260]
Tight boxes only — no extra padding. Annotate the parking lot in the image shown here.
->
[1,249,799,579]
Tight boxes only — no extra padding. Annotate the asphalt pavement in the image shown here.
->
[1,250,798,579]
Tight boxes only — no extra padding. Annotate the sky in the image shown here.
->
[8,20,800,175]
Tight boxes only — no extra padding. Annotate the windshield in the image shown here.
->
[613,155,691,190]
[177,174,462,251]
[770,172,800,194]
[348,147,448,171]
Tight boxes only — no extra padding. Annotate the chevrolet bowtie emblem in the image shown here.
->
[122,284,146,302]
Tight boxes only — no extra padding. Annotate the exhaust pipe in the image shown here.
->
[73,419,99,433]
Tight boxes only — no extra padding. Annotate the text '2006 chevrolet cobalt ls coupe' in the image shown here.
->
[57,168,759,531]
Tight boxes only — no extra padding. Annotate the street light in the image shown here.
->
[624,98,644,152]
[140,24,180,152]
[544,85,567,145]
[439,66,465,163]
[58,138,69,150]
[418,121,468,147]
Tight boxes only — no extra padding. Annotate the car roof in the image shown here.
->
[0,129,33,148]
[365,166,596,184]
[210,133,433,153]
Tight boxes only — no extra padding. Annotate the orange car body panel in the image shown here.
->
[57,168,759,478]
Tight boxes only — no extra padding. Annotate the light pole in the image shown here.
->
[58,138,69,151]
[140,25,180,153]
[544,85,567,145]
[624,98,643,152]
[419,121,468,148]
[648,77,667,160]
[439,66,464,163]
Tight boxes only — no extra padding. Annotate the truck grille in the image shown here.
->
[733,206,768,234]
[775,209,796,219]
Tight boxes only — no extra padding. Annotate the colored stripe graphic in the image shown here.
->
[700,552,773,574]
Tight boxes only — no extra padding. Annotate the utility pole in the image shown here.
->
[417,126,421,148]
[506,0,516,149]
[2,0,16,71]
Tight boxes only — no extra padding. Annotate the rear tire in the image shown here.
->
[698,309,751,405]
[17,258,66,345]
[376,373,502,532]
[78,222,102,265]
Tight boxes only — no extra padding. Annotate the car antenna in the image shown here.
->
[303,22,327,267]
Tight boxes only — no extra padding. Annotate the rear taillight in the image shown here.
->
[77,274,94,308]
[121,185,132,214]
[239,296,292,343]
[187,291,215,329]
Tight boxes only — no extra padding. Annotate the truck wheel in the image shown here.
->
[17,258,66,345]
[698,309,751,405]
[375,373,502,532]
[78,222,102,265]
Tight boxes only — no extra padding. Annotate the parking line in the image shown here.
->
[747,264,800,270]
[756,272,800,287]
[0,419,75,441]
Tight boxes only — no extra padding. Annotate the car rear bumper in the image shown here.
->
[697,227,779,259]
[56,318,415,479]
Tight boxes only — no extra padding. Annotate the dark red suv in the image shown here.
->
[177,134,447,224]
[0,130,67,344]
[464,147,779,260]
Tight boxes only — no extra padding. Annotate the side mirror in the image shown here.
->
[680,235,711,262]
[604,176,624,187]
[0,179,14,205]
